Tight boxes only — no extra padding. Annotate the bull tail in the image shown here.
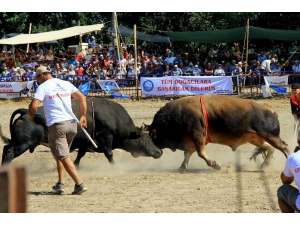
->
[0,124,10,144]
[250,147,267,162]
[9,108,28,134]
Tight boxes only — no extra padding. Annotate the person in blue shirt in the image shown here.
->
[88,36,96,49]
[173,54,183,65]
[68,56,78,66]
[257,51,267,63]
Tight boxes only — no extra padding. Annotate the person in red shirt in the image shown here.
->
[123,50,129,60]
[103,55,112,71]
[6,58,14,69]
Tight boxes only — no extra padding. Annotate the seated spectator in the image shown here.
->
[214,64,225,76]
[171,64,182,76]
[288,42,298,54]
[273,62,282,75]
[68,65,76,76]
[182,64,192,75]
[229,60,236,73]
[25,68,35,81]
[127,64,140,79]
[192,65,202,76]
[257,51,267,63]
[14,57,22,68]
[45,50,54,61]
[65,48,73,60]
[61,59,68,70]
[204,62,214,76]
[54,50,64,62]
[163,65,172,76]
[68,56,78,66]
[154,64,164,77]
[141,62,155,75]
[232,47,242,61]
[36,49,45,62]
[11,68,21,81]
[164,52,174,65]
[173,54,183,65]
[114,67,126,79]
[6,57,14,69]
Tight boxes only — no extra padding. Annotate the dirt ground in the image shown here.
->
[0,95,297,213]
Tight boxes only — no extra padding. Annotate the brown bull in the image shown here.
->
[143,95,290,172]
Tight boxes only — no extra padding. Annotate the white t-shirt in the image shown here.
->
[283,151,300,209]
[33,78,78,126]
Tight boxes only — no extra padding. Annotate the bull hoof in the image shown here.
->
[260,161,270,169]
[178,167,187,174]
[211,161,222,170]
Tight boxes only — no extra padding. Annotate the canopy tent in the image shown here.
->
[0,24,104,45]
[163,26,300,43]
[109,24,170,44]
[1,33,20,39]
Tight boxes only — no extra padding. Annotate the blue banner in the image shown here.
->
[78,81,90,96]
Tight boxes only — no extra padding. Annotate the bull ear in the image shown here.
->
[128,132,141,139]
[140,123,150,131]
[151,129,157,139]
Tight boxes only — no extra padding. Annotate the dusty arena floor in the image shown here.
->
[0,95,297,213]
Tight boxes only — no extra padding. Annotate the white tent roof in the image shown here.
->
[0,24,104,45]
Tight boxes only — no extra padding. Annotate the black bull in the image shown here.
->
[1,98,163,165]
[143,95,290,172]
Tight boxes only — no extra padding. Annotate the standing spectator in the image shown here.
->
[88,36,96,49]
[260,58,276,75]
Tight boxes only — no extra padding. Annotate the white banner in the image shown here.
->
[141,76,233,95]
[0,81,34,99]
[0,93,21,99]
[264,75,289,96]
[0,81,30,93]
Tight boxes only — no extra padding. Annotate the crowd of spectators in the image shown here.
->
[1,38,300,87]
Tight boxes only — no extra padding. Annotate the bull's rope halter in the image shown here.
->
[200,96,211,143]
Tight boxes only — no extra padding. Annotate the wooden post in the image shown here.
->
[114,12,122,73]
[78,21,82,53]
[134,24,139,100]
[26,23,32,53]
[0,165,27,213]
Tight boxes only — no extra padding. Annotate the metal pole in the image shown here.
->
[26,23,32,53]
[56,93,98,149]
[134,24,139,100]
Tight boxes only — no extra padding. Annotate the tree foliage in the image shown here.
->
[1,12,300,52]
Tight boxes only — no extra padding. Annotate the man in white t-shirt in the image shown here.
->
[28,66,88,195]
[277,148,300,213]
